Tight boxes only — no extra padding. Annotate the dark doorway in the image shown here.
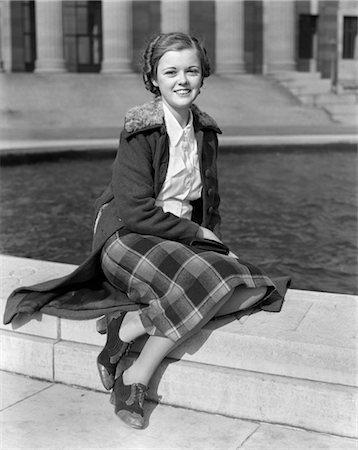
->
[343,16,358,59]
[63,1,102,72]
[298,14,318,59]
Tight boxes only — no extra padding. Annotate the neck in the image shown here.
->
[162,100,190,128]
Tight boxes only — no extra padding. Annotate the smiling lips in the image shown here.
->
[175,89,191,95]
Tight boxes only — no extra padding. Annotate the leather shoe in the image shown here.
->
[110,373,147,429]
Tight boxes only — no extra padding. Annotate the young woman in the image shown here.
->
[4,32,289,430]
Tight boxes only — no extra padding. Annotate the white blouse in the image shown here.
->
[155,102,202,220]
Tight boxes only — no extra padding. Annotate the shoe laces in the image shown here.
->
[126,383,147,409]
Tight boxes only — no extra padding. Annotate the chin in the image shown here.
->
[175,94,197,107]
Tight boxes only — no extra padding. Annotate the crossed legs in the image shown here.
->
[119,285,267,386]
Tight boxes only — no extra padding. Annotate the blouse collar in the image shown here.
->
[162,101,194,147]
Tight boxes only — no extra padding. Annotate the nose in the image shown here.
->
[178,71,188,85]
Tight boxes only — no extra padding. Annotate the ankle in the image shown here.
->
[122,367,148,387]
[122,368,131,385]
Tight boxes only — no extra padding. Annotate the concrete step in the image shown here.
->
[288,82,332,96]
[329,114,358,126]
[314,92,357,106]
[271,72,332,103]
[296,94,316,105]
[272,71,322,82]
[322,103,358,125]
[1,255,357,438]
[323,103,358,115]
[281,77,330,87]
[340,79,358,91]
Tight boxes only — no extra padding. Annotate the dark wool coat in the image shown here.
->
[3,99,230,325]
[92,98,222,251]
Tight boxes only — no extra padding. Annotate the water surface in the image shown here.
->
[1,149,357,295]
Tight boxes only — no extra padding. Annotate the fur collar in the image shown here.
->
[124,98,221,134]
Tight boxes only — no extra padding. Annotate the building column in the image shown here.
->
[310,0,319,72]
[263,0,296,73]
[101,0,132,73]
[35,0,65,72]
[215,0,245,74]
[161,0,189,33]
[0,1,12,72]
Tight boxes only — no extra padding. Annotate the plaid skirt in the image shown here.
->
[101,232,282,342]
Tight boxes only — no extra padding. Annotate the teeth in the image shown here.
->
[176,89,190,94]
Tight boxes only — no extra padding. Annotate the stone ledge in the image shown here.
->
[1,254,357,437]
[1,255,356,387]
[0,330,55,381]
[1,134,357,156]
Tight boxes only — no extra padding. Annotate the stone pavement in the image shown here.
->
[1,371,357,450]
[0,72,357,144]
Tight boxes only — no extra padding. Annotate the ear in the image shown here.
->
[152,78,159,87]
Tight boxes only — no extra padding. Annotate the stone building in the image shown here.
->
[0,0,357,85]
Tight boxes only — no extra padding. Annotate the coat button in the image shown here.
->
[205,169,211,178]
[207,187,213,196]
[208,206,214,214]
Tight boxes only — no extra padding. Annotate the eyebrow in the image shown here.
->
[161,65,200,71]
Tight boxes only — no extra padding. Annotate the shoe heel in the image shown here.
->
[96,316,108,334]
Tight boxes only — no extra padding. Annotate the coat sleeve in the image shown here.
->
[111,130,200,242]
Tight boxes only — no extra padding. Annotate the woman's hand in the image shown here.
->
[196,226,222,243]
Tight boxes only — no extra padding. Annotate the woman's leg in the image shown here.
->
[122,285,267,386]
[119,310,147,343]
[123,335,175,386]
[120,296,233,386]
[112,285,268,429]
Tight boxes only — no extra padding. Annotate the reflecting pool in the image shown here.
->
[1,148,357,295]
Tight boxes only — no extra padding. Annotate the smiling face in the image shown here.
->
[152,48,203,126]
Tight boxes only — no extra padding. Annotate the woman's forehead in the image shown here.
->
[158,49,200,68]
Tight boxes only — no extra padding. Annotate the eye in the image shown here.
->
[188,68,200,75]
[164,70,176,76]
